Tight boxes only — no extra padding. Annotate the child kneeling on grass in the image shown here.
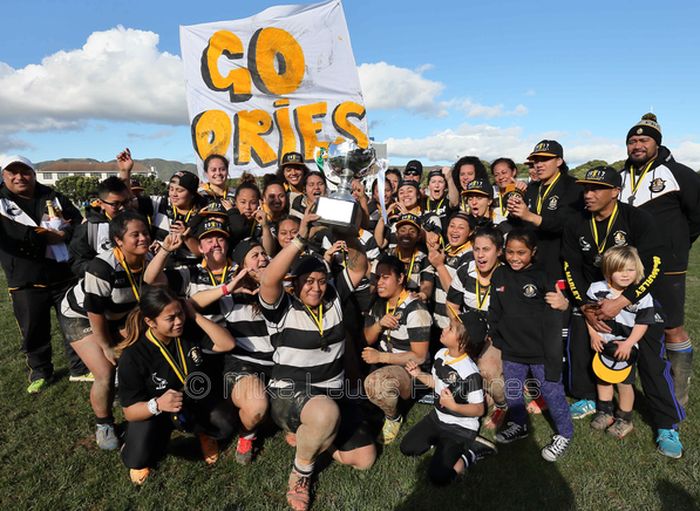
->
[586,246,654,439]
[489,228,574,461]
[401,315,497,485]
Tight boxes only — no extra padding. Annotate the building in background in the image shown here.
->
[35,160,154,186]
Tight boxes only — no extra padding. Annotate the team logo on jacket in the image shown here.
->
[547,196,559,210]
[152,373,168,390]
[3,203,22,216]
[613,230,628,246]
[579,237,592,251]
[649,178,666,193]
[445,371,458,384]
[189,347,203,366]
[522,284,538,298]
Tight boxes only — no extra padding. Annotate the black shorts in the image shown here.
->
[268,388,374,450]
[223,356,273,388]
[58,314,125,344]
[654,273,686,329]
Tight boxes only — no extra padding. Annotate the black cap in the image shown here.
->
[129,178,144,191]
[231,239,261,266]
[463,178,493,198]
[170,171,200,195]
[290,254,329,277]
[280,151,307,168]
[195,217,230,239]
[528,140,564,160]
[576,166,621,189]
[198,201,228,218]
[395,213,421,229]
[398,179,420,192]
[404,160,423,176]
[427,169,445,180]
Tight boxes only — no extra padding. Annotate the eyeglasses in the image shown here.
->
[100,198,131,208]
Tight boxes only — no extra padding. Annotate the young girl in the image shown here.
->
[586,245,654,438]
[446,227,507,430]
[401,315,496,485]
[489,228,573,461]
[117,286,236,485]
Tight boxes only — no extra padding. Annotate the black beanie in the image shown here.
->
[626,113,662,145]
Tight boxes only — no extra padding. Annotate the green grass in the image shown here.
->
[1,252,700,510]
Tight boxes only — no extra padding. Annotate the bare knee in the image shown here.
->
[666,326,689,343]
[300,396,340,433]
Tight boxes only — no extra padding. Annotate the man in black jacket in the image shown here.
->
[562,166,685,458]
[619,113,700,408]
[0,155,87,393]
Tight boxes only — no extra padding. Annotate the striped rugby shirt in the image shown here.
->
[432,348,484,435]
[168,262,237,324]
[149,195,201,265]
[223,293,274,367]
[447,259,499,314]
[61,249,150,321]
[432,245,473,329]
[365,292,432,354]
[260,269,356,390]
[586,280,657,343]
[381,246,434,292]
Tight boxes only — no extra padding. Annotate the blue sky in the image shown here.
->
[1,0,700,168]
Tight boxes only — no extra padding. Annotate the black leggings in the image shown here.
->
[121,400,236,469]
[400,410,476,486]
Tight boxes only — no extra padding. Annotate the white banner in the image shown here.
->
[180,0,368,176]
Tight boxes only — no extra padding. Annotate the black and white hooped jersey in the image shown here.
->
[149,195,200,265]
[168,262,237,323]
[198,184,236,207]
[432,348,484,434]
[447,259,498,314]
[365,293,432,354]
[223,293,274,366]
[260,269,356,390]
[61,250,151,321]
[586,280,656,344]
[433,246,473,329]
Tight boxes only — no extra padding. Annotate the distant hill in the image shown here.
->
[35,158,196,181]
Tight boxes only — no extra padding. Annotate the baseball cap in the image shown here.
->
[170,170,200,195]
[231,239,261,266]
[129,178,144,192]
[280,152,307,168]
[198,201,228,218]
[528,140,564,160]
[195,217,230,240]
[592,341,638,384]
[427,169,445,181]
[576,166,622,188]
[463,179,493,198]
[398,179,420,193]
[395,213,421,230]
[0,155,36,172]
[404,160,423,176]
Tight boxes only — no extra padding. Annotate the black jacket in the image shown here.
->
[620,145,700,272]
[523,172,583,282]
[562,201,663,306]
[488,265,562,381]
[0,184,83,288]
[69,207,111,276]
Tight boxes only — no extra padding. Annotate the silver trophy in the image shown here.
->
[314,140,377,233]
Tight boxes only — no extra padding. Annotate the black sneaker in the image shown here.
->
[494,421,529,444]
[469,435,498,462]
[541,434,571,462]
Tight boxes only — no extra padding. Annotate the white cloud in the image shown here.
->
[446,99,528,119]
[0,26,187,132]
[672,141,700,170]
[358,61,445,115]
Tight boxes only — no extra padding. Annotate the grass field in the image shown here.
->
[0,252,699,511]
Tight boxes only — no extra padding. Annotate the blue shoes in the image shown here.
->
[569,399,596,419]
[656,429,683,459]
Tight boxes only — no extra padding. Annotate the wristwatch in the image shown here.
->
[147,397,161,416]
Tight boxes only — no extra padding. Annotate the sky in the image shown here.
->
[1,0,700,169]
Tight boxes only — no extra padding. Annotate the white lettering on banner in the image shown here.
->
[180,0,368,176]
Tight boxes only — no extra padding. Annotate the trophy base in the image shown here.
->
[314,196,361,235]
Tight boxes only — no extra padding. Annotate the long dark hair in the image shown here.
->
[117,285,182,354]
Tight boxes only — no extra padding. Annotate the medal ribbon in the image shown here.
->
[384,290,409,352]
[146,329,188,384]
[203,259,230,286]
[427,196,445,214]
[206,183,227,199]
[475,278,491,311]
[536,172,562,214]
[113,247,143,302]
[591,202,619,255]
[445,241,470,257]
[304,303,324,337]
[629,160,655,198]
[172,204,194,224]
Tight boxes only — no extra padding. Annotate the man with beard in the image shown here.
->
[618,113,700,408]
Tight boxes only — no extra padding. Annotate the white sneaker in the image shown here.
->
[541,434,570,462]
[96,424,119,450]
